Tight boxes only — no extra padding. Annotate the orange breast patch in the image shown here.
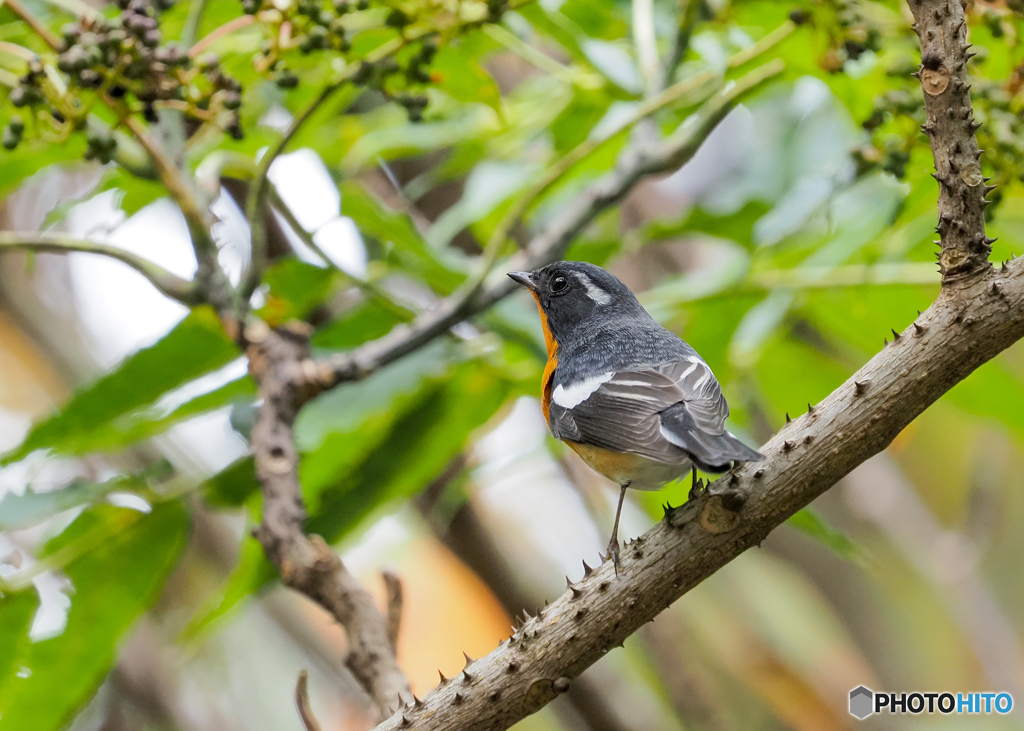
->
[532,291,558,423]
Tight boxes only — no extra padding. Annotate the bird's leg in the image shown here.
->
[607,483,629,575]
[688,466,702,501]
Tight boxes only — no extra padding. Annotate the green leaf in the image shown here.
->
[431,45,502,111]
[787,507,867,565]
[340,182,467,295]
[306,362,511,543]
[297,342,455,506]
[0,590,39,706]
[257,257,336,326]
[179,533,276,642]
[98,167,167,217]
[312,299,405,350]
[0,503,189,731]
[0,479,119,531]
[203,456,259,508]
[3,308,238,464]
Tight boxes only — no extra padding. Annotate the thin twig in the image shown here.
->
[0,232,201,304]
[295,671,323,731]
[382,570,403,652]
[632,0,659,95]
[4,0,60,50]
[188,14,256,58]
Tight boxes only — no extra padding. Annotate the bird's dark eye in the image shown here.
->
[551,275,568,293]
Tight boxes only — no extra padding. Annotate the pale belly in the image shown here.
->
[568,442,690,490]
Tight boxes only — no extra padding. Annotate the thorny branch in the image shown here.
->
[908,0,993,281]
[245,322,411,719]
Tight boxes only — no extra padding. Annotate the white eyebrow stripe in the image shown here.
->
[552,372,615,408]
[576,273,612,305]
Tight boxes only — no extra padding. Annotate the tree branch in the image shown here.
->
[120,116,234,317]
[0,232,201,304]
[908,0,993,282]
[246,322,410,719]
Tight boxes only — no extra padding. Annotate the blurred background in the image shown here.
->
[2,0,1024,729]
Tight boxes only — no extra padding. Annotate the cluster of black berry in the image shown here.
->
[816,0,882,73]
[3,0,243,152]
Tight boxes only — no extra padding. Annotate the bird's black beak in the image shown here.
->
[503,270,536,290]
[507,270,537,292]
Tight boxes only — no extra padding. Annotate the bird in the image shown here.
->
[508,261,763,571]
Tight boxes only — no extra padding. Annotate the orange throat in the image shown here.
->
[532,292,558,423]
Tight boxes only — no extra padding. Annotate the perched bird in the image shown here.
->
[508,261,763,570]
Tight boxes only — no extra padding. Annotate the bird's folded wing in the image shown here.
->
[549,358,761,469]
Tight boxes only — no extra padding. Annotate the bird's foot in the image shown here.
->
[606,536,620,576]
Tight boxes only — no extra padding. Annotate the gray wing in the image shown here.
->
[549,358,762,470]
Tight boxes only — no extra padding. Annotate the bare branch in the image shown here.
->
[0,232,201,304]
[246,323,410,719]
[907,0,992,282]
[120,116,234,317]
[295,671,323,731]
[363,257,1024,731]
[382,571,403,652]
[4,0,60,50]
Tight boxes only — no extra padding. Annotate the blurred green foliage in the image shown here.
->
[3,0,1024,727]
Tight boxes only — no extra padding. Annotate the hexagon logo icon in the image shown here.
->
[849,686,874,720]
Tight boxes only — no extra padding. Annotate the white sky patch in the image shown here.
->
[151,357,249,417]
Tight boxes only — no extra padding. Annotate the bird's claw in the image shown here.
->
[606,537,620,576]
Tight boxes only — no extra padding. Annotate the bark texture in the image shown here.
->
[909,0,994,280]
[246,322,411,719]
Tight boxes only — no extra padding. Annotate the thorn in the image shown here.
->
[854,380,868,396]
[413,695,424,708]
[913,321,925,335]
[803,434,814,444]
[438,670,448,685]
[785,412,791,423]
[917,309,922,315]
[507,661,519,673]
[754,469,765,479]
[582,560,593,578]
[462,669,474,683]
[400,715,411,727]
[569,585,582,599]
[463,652,474,669]
[990,281,1002,295]
[892,328,901,341]
[971,121,982,131]
[807,402,815,414]
[782,440,794,452]
[729,472,739,486]
[883,337,888,346]
[453,693,464,705]
[574,609,587,621]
